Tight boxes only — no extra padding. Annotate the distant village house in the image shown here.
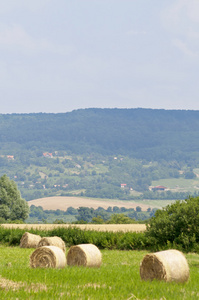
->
[43,152,53,158]
[7,155,14,160]
[121,183,127,188]
[151,185,167,191]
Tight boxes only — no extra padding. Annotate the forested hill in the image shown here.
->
[1,108,199,161]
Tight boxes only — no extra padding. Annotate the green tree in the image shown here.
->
[66,207,78,215]
[91,216,104,224]
[106,214,135,224]
[0,205,10,220]
[146,196,199,251]
[0,175,29,221]
[113,206,120,213]
[136,206,142,212]
[77,207,95,222]
[184,170,196,179]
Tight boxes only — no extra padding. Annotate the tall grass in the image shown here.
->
[0,247,198,299]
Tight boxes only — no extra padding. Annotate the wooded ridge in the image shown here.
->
[1,108,199,202]
[1,108,199,161]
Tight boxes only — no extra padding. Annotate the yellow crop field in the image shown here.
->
[2,223,146,232]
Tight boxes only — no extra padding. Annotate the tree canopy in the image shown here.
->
[1,108,199,161]
[146,196,199,251]
[0,175,29,221]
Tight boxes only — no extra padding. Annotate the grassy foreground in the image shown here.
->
[0,247,198,299]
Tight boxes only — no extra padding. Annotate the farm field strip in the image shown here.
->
[28,196,153,210]
[1,223,146,232]
[136,199,177,208]
[152,177,199,192]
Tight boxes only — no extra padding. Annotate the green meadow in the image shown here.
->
[0,246,198,299]
[152,177,199,193]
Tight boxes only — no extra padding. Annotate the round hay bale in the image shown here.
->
[37,236,66,253]
[67,244,102,268]
[20,232,41,248]
[140,249,189,283]
[30,246,66,268]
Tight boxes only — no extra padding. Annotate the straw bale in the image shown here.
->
[37,236,66,253]
[140,249,189,283]
[67,244,102,267]
[30,246,66,268]
[20,232,41,248]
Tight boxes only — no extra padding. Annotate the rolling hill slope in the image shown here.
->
[1,108,199,161]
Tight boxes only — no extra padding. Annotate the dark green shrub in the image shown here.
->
[146,196,199,252]
[0,225,152,250]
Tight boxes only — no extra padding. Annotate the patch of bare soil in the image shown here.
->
[28,196,151,211]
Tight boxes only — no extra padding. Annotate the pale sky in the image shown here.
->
[0,0,199,113]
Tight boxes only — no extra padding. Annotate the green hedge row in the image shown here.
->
[1,226,199,252]
[0,226,153,250]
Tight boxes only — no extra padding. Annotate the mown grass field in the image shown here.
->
[135,199,176,209]
[152,177,199,193]
[0,246,198,299]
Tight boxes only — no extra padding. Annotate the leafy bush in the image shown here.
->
[0,226,152,250]
[0,175,29,221]
[146,196,199,252]
[106,214,135,224]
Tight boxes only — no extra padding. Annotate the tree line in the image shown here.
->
[27,204,157,224]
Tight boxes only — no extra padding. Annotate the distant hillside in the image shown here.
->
[1,108,199,161]
[1,108,199,201]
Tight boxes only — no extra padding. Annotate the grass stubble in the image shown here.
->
[1,223,146,233]
[0,247,198,299]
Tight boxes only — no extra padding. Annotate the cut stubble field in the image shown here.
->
[28,196,152,211]
[2,223,146,232]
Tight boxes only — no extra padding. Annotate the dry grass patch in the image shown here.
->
[78,283,112,290]
[2,223,146,232]
[0,276,47,292]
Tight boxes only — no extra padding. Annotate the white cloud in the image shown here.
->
[0,24,73,55]
[173,38,197,57]
[186,29,199,40]
[162,0,199,31]
[161,1,199,57]
[186,0,199,23]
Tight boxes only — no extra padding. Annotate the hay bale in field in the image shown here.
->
[20,232,41,248]
[140,249,189,283]
[67,244,102,268]
[37,236,66,253]
[30,246,66,268]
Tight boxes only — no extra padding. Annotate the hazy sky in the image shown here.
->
[0,0,199,113]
